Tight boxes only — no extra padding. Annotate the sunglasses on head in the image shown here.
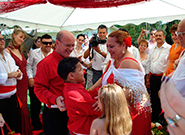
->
[0,38,5,41]
[42,42,52,45]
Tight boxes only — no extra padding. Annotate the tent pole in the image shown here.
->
[60,8,76,30]
[160,0,185,11]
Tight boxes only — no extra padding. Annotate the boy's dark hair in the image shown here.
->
[57,57,80,80]
[41,34,52,42]
[77,34,85,39]
[98,24,107,31]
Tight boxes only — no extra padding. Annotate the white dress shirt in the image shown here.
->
[172,52,185,97]
[127,45,141,62]
[146,42,171,74]
[70,47,89,69]
[26,48,53,79]
[0,50,22,99]
[92,43,109,71]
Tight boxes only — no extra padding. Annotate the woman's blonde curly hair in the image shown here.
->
[9,28,26,53]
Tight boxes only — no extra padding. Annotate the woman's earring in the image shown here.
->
[122,50,125,53]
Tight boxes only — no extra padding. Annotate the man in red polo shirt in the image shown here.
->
[34,30,75,135]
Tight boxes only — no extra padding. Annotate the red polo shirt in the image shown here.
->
[63,83,101,134]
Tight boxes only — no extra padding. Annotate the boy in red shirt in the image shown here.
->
[57,57,101,135]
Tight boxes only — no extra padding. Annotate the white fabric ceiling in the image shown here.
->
[0,0,185,32]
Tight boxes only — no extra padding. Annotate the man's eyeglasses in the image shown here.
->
[42,42,52,45]
[58,40,75,48]
[175,31,185,38]
[0,38,5,41]
[150,33,155,36]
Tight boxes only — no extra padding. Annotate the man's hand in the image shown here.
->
[16,69,21,78]
[92,46,101,54]
[29,78,34,87]
[78,55,83,62]
[56,96,66,112]
[8,70,21,79]
[140,29,147,36]
[146,74,150,88]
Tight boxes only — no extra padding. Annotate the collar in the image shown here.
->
[155,42,168,49]
[39,47,53,54]
[0,50,9,60]
[64,82,84,88]
[52,50,64,62]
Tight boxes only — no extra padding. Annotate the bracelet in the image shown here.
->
[163,73,166,76]
[80,61,84,64]
[99,51,103,55]
[87,88,92,91]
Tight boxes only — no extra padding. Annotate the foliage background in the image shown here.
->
[115,20,181,47]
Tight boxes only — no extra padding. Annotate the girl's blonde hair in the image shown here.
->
[99,84,132,135]
[9,28,26,53]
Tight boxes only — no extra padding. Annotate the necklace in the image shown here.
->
[151,47,164,63]
[0,56,11,73]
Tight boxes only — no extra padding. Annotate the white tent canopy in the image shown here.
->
[0,0,185,31]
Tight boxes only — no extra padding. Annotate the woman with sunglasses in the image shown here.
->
[5,28,32,135]
[163,24,184,78]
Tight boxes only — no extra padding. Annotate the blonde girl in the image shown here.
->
[90,84,132,135]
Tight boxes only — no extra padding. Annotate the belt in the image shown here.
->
[92,68,102,72]
[0,85,16,94]
[150,72,163,76]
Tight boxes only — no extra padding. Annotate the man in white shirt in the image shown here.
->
[26,34,53,131]
[84,24,109,84]
[0,33,22,132]
[146,30,171,122]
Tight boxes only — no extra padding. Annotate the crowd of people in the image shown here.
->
[0,19,185,135]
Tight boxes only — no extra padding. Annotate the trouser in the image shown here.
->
[43,106,69,135]
[86,69,93,89]
[29,86,42,130]
[145,75,151,97]
[0,94,18,133]
[150,74,163,121]
[92,69,102,84]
